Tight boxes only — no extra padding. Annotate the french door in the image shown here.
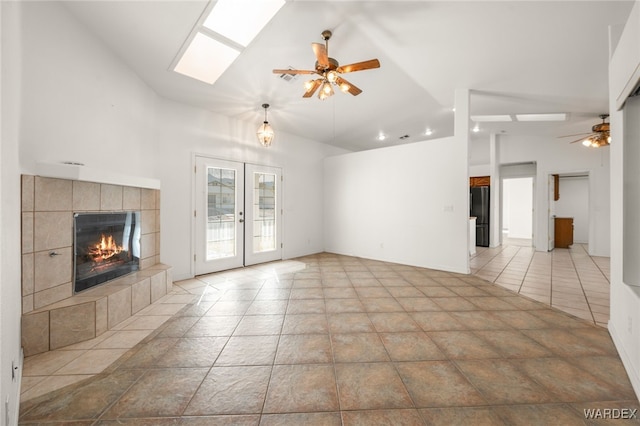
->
[194,156,282,275]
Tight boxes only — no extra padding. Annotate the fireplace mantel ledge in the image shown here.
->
[35,161,160,189]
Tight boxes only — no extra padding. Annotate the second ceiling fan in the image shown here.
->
[273,30,380,100]
[558,114,611,148]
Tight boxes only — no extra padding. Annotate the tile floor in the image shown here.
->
[471,241,610,327]
[18,251,638,425]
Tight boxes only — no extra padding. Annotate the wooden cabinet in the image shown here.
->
[470,176,490,187]
[554,217,574,248]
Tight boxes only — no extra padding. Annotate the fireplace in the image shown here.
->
[74,212,141,293]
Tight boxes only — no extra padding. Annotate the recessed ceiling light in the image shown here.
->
[425,128,433,136]
[471,115,513,122]
[174,32,240,84]
[203,0,285,47]
[377,133,386,141]
[472,125,480,133]
[515,113,567,122]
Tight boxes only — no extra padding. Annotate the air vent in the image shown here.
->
[279,68,299,83]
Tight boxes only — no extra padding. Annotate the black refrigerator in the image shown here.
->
[470,186,490,247]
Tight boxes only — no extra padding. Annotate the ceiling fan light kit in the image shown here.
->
[257,103,274,147]
[560,114,611,148]
[273,30,380,99]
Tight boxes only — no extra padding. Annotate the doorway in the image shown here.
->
[554,175,589,244]
[548,173,589,251]
[194,156,283,275]
[502,177,534,246]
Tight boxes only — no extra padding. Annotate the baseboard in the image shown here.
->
[608,320,640,402]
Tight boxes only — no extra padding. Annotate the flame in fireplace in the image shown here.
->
[89,234,124,262]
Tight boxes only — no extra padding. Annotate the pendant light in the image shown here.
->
[257,103,274,147]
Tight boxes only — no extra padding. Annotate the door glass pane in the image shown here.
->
[207,167,236,259]
[253,172,276,253]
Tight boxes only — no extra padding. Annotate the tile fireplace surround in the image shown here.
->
[20,175,171,357]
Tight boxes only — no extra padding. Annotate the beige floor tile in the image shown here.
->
[20,374,92,402]
[94,329,154,349]
[121,315,173,330]
[20,251,620,425]
[137,303,187,316]
[22,349,86,376]
[54,348,129,375]
[396,361,486,407]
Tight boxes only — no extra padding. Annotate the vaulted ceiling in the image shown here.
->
[63,1,634,151]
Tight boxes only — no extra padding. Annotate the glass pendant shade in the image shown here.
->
[257,103,274,147]
[318,80,334,100]
[257,121,274,147]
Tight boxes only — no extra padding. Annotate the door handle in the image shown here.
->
[239,219,244,223]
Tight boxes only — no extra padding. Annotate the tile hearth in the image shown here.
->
[19,253,638,425]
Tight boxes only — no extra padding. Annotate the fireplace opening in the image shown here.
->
[74,212,140,293]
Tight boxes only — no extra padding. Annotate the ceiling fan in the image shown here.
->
[559,114,611,148]
[273,30,380,100]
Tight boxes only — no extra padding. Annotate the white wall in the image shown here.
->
[1,2,24,424]
[609,0,640,401]
[18,1,158,179]
[11,1,347,286]
[155,99,346,280]
[555,176,589,243]
[469,138,490,168]
[469,164,490,177]
[324,135,470,274]
[470,133,610,256]
[503,178,533,239]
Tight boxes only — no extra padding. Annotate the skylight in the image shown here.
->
[471,115,513,122]
[174,32,240,84]
[173,0,285,84]
[516,113,567,122]
[203,0,285,47]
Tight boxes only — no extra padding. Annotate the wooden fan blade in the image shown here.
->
[312,43,329,69]
[302,79,323,98]
[273,69,317,75]
[569,135,593,144]
[335,76,362,96]
[336,59,380,74]
[557,132,592,138]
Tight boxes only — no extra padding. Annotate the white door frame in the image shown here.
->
[191,154,283,276]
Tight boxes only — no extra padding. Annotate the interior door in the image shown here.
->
[195,157,245,275]
[244,164,283,265]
